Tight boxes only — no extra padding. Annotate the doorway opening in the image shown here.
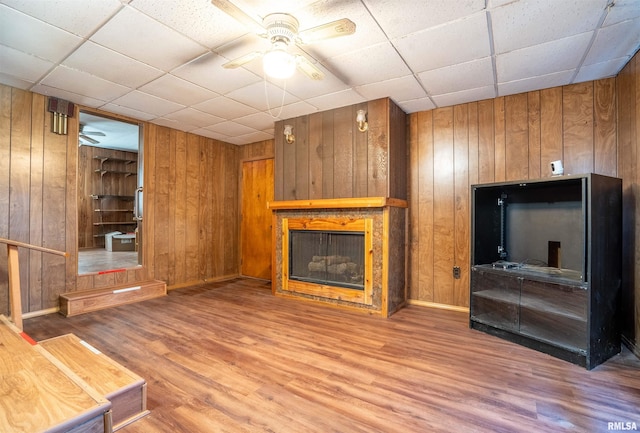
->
[77,111,143,274]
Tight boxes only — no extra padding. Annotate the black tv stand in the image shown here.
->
[469,173,622,369]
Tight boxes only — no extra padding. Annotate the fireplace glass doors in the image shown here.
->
[289,230,365,290]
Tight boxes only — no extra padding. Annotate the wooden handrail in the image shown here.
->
[0,238,69,257]
[0,238,69,331]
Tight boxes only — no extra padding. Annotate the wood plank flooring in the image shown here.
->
[78,248,139,274]
[24,278,640,433]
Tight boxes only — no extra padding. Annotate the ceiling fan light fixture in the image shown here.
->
[263,44,296,79]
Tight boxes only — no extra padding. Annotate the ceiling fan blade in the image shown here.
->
[80,134,100,145]
[222,51,264,69]
[79,123,106,136]
[297,18,356,44]
[295,55,324,80]
[210,0,265,35]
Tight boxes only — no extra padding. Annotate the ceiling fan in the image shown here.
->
[211,0,356,80]
[79,123,105,145]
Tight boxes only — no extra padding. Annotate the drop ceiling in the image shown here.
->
[1,0,639,146]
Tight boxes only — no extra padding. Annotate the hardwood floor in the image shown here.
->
[24,278,640,433]
[78,248,139,274]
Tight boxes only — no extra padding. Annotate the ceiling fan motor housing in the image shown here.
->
[264,13,299,44]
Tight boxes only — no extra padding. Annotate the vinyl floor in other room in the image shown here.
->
[24,278,640,433]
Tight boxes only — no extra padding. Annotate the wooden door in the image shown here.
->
[241,158,274,280]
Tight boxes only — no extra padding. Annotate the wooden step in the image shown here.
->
[59,280,167,317]
[39,334,149,431]
[0,315,113,433]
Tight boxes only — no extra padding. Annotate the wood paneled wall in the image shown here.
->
[0,87,71,313]
[0,84,243,315]
[274,98,407,200]
[238,139,274,161]
[617,51,640,354]
[408,79,618,309]
[144,125,240,289]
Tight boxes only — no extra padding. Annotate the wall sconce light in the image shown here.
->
[284,124,295,144]
[356,109,368,132]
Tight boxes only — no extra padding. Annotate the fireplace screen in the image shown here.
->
[289,230,365,290]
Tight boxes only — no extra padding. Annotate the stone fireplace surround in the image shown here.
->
[269,197,407,317]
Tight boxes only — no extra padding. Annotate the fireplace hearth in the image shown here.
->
[269,197,407,317]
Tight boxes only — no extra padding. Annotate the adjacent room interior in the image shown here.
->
[1,1,640,432]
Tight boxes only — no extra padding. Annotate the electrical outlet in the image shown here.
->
[453,266,461,279]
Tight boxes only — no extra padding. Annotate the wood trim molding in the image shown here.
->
[407,299,470,313]
[268,197,408,210]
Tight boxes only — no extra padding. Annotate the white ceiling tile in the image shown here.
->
[306,89,366,111]
[226,81,299,111]
[90,6,207,71]
[30,84,106,108]
[41,65,131,101]
[130,0,247,49]
[394,12,490,72]
[192,128,231,142]
[355,75,426,102]
[139,75,218,106]
[272,101,318,120]
[173,52,262,95]
[293,0,388,60]
[364,0,486,39]
[278,58,350,100]
[0,72,33,90]
[193,96,257,119]
[233,130,274,145]
[152,117,200,132]
[603,0,640,26]
[583,18,640,66]
[0,45,53,83]
[575,57,631,82]
[0,4,82,62]
[497,70,575,96]
[432,85,496,107]
[160,107,225,128]
[329,42,411,86]
[487,0,514,7]
[236,0,318,18]
[233,112,277,131]
[396,97,436,113]
[206,120,258,137]
[490,0,607,54]
[220,135,251,145]
[496,32,592,83]
[99,102,156,121]
[418,57,494,96]
[1,0,123,37]
[110,90,185,117]
[63,41,164,88]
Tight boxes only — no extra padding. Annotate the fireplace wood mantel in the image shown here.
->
[268,197,407,210]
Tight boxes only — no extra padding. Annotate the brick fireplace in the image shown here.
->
[269,197,407,317]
